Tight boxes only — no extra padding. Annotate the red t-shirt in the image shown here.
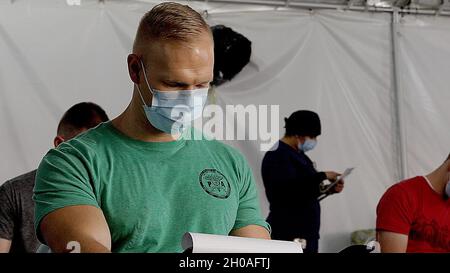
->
[376,176,450,253]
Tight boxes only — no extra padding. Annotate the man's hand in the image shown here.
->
[331,180,345,194]
[325,171,341,182]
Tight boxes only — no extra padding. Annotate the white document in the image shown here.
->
[181,232,303,253]
[320,167,355,194]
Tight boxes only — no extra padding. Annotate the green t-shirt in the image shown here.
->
[34,122,269,252]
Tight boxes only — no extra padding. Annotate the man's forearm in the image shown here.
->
[48,237,111,253]
[230,225,271,240]
[0,238,12,253]
[40,205,112,253]
[77,240,111,253]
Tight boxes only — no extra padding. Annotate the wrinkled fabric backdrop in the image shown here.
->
[1,0,449,252]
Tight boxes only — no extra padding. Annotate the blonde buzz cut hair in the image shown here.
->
[133,2,211,53]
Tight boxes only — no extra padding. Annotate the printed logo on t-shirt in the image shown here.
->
[199,169,231,199]
[410,216,450,251]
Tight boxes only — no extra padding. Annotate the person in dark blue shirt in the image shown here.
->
[261,110,344,253]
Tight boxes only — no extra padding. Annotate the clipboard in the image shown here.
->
[318,167,355,201]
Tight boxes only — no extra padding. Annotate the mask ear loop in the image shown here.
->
[136,59,155,106]
[135,83,147,106]
[140,59,155,94]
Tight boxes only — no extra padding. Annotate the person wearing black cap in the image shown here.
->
[261,110,344,253]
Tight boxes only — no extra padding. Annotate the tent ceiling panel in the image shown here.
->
[3,1,450,15]
[194,0,449,12]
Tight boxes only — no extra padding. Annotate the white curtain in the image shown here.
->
[0,0,449,252]
[396,15,450,177]
[0,0,138,178]
[208,9,397,253]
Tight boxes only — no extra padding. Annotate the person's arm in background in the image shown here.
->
[376,184,414,253]
[0,182,15,253]
[0,238,11,253]
[327,179,345,195]
[262,152,338,200]
[262,153,312,201]
[376,231,408,253]
[40,205,111,253]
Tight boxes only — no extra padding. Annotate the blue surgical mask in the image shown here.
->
[136,60,208,135]
[298,138,317,152]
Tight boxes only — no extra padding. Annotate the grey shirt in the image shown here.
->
[0,170,39,253]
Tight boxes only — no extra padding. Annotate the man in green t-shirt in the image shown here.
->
[34,2,270,253]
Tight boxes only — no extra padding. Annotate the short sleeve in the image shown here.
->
[0,182,15,240]
[33,145,100,243]
[376,184,415,235]
[232,154,271,233]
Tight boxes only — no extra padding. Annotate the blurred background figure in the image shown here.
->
[0,102,109,253]
[261,110,344,253]
[376,153,450,253]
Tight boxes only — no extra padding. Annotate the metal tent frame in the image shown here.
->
[193,0,450,16]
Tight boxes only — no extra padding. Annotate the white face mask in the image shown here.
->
[298,138,317,153]
[136,60,208,135]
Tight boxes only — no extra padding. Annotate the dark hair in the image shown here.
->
[447,153,450,161]
[284,110,321,137]
[57,102,109,138]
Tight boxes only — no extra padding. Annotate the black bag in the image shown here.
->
[211,25,252,86]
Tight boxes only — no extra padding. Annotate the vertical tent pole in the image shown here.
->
[391,7,408,180]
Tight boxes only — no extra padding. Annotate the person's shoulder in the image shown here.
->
[53,122,110,155]
[382,176,424,200]
[1,170,37,192]
[393,176,425,192]
[67,122,110,147]
[262,141,291,162]
[36,124,107,171]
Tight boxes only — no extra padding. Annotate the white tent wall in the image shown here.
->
[0,0,449,253]
[396,15,450,178]
[0,0,140,181]
[207,9,397,253]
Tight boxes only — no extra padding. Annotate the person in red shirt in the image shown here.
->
[376,153,450,253]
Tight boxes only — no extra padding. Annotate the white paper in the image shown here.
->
[181,232,303,253]
[320,167,355,194]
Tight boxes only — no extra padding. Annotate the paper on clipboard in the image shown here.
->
[320,167,355,194]
[181,232,303,253]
